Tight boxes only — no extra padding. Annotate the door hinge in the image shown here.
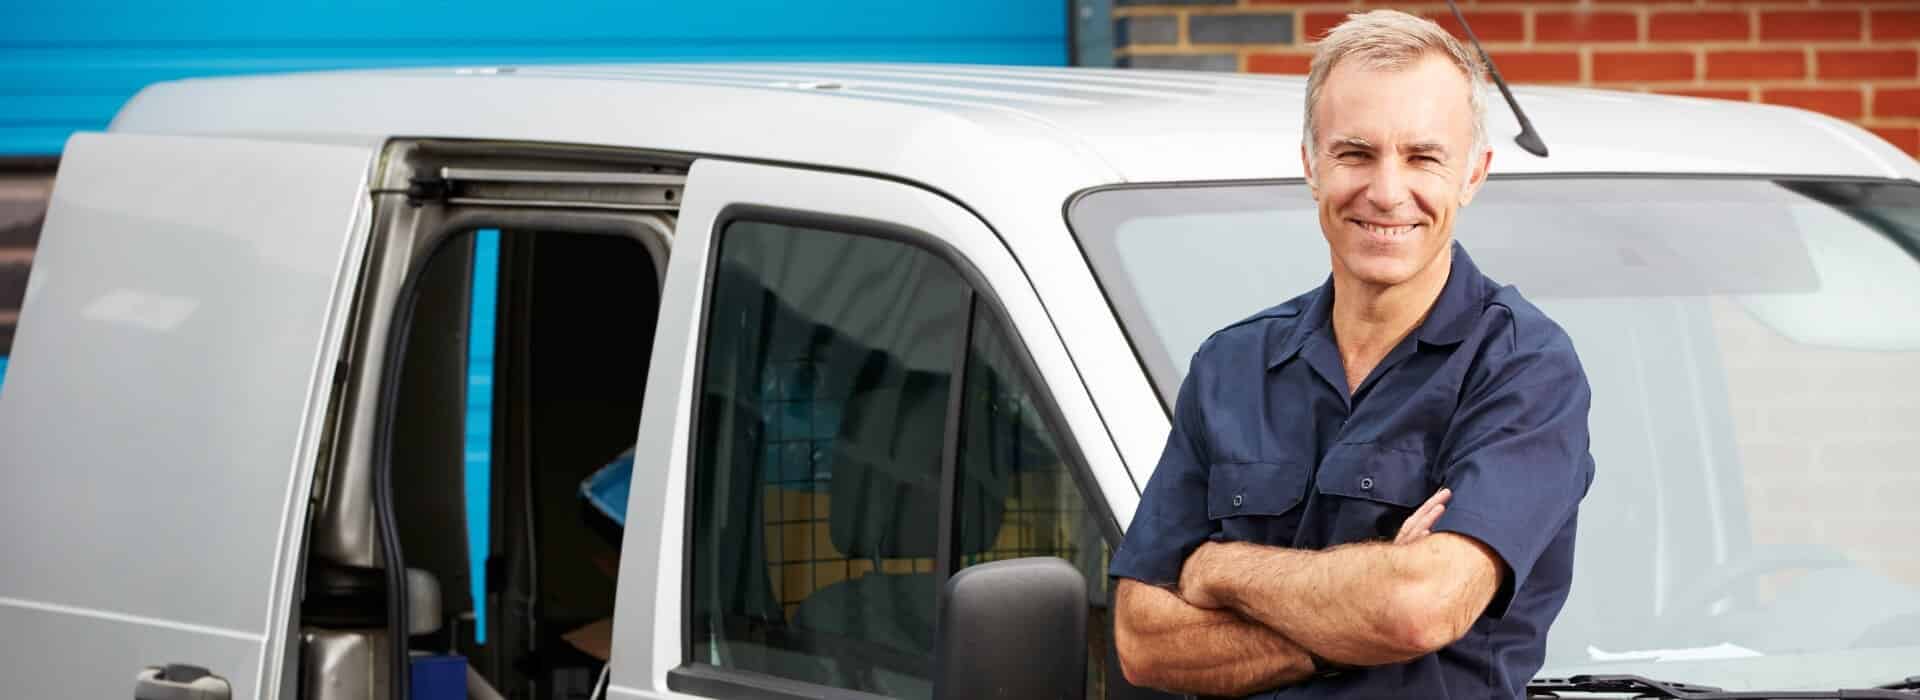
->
[405,176,452,207]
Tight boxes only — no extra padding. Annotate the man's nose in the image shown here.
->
[1364,161,1409,213]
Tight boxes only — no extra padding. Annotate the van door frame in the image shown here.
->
[316,138,689,700]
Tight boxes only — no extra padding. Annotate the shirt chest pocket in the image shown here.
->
[1309,443,1437,545]
[1206,462,1310,545]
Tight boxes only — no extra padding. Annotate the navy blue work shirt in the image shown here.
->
[1110,242,1594,699]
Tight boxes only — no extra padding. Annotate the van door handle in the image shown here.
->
[135,664,232,700]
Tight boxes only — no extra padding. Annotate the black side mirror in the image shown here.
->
[934,557,1088,700]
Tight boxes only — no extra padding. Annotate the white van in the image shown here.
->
[3,64,1919,700]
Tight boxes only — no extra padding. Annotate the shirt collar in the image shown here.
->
[1416,242,1490,347]
[1266,241,1488,370]
[1265,277,1332,370]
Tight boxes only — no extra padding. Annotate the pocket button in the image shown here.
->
[1232,493,1244,508]
[1359,477,1375,491]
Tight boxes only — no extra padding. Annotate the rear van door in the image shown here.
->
[0,133,374,700]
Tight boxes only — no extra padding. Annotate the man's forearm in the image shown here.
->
[1196,539,1421,666]
[1114,579,1316,696]
[1184,534,1497,667]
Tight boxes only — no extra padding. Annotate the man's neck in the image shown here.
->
[1329,246,1453,392]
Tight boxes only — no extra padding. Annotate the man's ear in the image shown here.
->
[1459,145,1493,206]
[1300,142,1318,198]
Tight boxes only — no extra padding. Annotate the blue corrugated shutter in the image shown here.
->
[466,230,499,642]
[1,0,1068,155]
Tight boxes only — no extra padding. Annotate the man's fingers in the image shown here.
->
[1411,488,1451,522]
[1395,505,1441,544]
[1420,488,1452,523]
[1395,507,1423,544]
[1177,541,1226,609]
[1395,488,1452,544]
[1396,505,1442,544]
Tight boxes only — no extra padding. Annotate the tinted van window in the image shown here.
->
[689,220,967,698]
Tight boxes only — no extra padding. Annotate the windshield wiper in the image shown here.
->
[1528,674,1919,698]
[1879,677,1920,691]
[1528,675,1721,697]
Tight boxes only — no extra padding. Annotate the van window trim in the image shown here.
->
[671,203,1122,700]
[667,662,895,700]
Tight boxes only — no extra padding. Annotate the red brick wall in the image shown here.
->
[1113,0,1920,157]
[1712,298,1920,588]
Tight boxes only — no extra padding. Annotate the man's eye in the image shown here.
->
[1337,151,1369,160]
[1413,155,1439,163]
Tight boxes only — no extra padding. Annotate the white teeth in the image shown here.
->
[1359,221,1418,236]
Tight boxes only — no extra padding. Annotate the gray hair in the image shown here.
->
[1303,10,1488,171]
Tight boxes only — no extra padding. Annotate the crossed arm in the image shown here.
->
[1111,581,1315,695]
[1114,489,1504,696]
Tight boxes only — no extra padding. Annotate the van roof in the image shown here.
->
[110,62,1919,191]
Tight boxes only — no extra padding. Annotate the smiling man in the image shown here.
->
[1108,10,1596,699]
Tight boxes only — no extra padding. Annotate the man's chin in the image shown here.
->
[1339,257,1422,288]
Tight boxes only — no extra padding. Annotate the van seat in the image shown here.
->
[785,363,1012,695]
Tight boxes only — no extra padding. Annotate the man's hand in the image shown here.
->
[1395,488,1451,544]
[1179,545,1227,609]
[1113,579,1317,696]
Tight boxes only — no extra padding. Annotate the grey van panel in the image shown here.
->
[0,604,258,700]
[0,133,374,699]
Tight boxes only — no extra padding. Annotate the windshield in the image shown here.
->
[1069,176,1920,690]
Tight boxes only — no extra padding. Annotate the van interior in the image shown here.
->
[298,221,664,700]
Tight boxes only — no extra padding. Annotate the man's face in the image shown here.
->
[1303,53,1490,291]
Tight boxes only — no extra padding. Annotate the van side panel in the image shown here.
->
[0,604,259,700]
[0,133,373,699]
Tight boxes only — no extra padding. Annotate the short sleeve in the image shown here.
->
[1108,361,1218,587]
[1431,327,1595,618]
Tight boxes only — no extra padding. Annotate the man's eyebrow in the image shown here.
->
[1328,136,1374,151]
[1405,142,1450,155]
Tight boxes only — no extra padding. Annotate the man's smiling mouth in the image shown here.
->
[1352,219,1424,236]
